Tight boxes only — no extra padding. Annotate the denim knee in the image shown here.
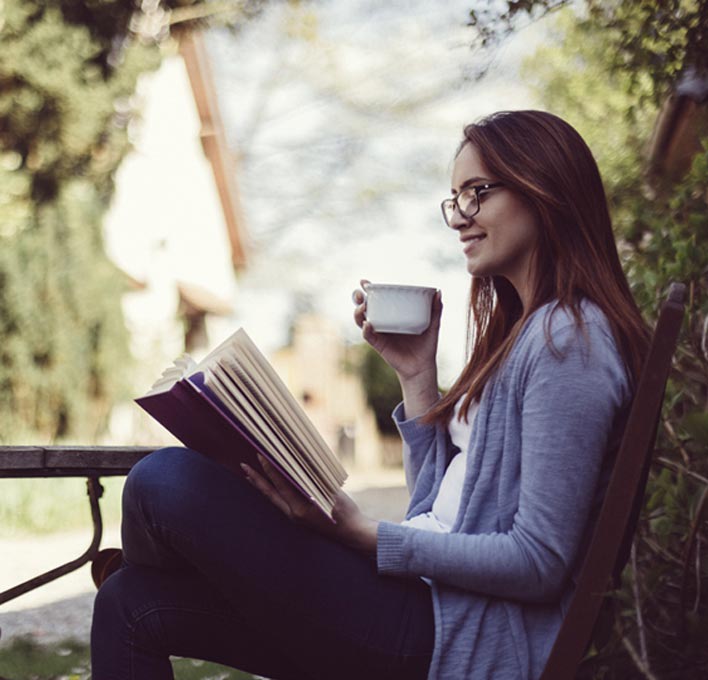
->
[124,447,189,505]
[123,447,214,520]
[92,568,134,649]
[91,566,176,678]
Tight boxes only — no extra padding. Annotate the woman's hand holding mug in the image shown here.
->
[352,280,442,418]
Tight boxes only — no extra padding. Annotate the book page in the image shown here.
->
[214,359,335,503]
[232,330,347,483]
[144,355,198,395]
[205,366,332,509]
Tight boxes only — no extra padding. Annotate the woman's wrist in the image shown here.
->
[343,516,379,555]
[359,518,379,554]
[398,366,437,393]
[399,367,439,419]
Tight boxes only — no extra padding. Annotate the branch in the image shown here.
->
[662,418,691,466]
[168,1,250,27]
[468,0,571,46]
[679,484,708,625]
[631,542,651,668]
[656,457,708,487]
[694,533,702,614]
[621,634,660,680]
[639,534,684,567]
[464,0,572,81]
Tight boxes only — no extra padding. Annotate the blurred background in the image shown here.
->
[0,0,707,678]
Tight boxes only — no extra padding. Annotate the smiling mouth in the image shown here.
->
[463,234,486,253]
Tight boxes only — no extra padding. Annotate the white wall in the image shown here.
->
[102,54,240,444]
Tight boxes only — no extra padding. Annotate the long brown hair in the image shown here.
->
[425,110,650,425]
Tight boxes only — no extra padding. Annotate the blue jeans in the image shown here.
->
[91,447,434,679]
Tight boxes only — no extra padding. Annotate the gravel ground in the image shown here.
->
[0,483,409,648]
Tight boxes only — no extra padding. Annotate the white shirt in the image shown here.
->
[402,396,479,533]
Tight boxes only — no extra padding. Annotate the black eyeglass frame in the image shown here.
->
[440,182,504,226]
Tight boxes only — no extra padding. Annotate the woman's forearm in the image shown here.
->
[398,367,440,419]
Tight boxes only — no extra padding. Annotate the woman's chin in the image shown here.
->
[466,260,489,277]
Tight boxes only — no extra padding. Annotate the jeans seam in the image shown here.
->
[126,603,241,679]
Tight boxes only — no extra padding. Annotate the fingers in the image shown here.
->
[430,290,443,329]
[241,463,293,518]
[361,320,378,345]
[253,454,316,522]
[353,299,367,329]
[257,454,298,503]
[352,281,368,329]
[351,279,370,306]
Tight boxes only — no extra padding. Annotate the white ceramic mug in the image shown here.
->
[363,282,437,334]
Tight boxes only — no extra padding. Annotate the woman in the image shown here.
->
[91,110,649,679]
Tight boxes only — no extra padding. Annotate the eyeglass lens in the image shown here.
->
[443,187,478,224]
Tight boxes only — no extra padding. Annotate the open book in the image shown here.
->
[136,329,347,519]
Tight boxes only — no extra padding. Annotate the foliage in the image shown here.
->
[520,10,658,235]
[469,0,708,105]
[518,4,708,677]
[0,476,124,537]
[0,636,90,680]
[0,1,220,442]
[580,0,708,104]
[578,147,708,680]
[354,344,401,436]
[1,1,147,442]
[0,635,256,679]
[615,147,708,679]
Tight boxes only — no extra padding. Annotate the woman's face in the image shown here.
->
[449,142,540,305]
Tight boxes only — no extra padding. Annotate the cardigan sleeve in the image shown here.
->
[392,401,442,496]
[378,318,630,603]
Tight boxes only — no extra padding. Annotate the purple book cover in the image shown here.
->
[135,374,313,504]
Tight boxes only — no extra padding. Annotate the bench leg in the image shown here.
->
[0,477,105,606]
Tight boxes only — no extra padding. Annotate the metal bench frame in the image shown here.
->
[0,446,153,605]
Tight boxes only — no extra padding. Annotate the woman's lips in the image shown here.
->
[462,234,486,254]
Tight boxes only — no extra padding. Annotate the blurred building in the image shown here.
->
[271,314,398,473]
[647,68,708,187]
[102,32,247,446]
[100,32,396,472]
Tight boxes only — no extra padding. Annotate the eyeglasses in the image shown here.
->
[440,182,504,227]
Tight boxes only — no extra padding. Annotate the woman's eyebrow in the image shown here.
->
[452,176,492,194]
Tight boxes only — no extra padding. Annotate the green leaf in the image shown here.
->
[680,412,708,446]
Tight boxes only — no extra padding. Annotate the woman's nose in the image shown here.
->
[449,208,471,231]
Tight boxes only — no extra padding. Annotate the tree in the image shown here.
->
[0,0,267,442]
[354,344,401,436]
[469,0,708,104]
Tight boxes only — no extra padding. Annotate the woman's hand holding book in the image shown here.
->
[242,454,379,555]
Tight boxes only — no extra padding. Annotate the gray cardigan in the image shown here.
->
[377,301,631,679]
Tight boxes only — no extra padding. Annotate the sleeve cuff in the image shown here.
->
[392,401,439,448]
[376,520,411,575]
